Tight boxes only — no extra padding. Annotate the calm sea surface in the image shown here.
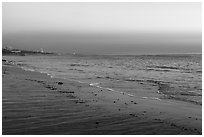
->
[4,54,202,105]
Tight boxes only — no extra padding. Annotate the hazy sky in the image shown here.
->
[2,2,202,55]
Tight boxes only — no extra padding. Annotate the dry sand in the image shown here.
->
[2,62,202,135]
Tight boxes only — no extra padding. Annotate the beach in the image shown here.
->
[2,60,202,135]
[2,2,202,135]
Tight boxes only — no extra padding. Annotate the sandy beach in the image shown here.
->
[2,62,202,135]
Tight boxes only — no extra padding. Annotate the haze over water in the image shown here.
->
[2,2,202,55]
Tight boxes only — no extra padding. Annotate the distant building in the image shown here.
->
[41,48,44,53]
[11,50,21,53]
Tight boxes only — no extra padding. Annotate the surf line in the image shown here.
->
[89,83,163,101]
[21,67,35,72]
[89,83,135,97]
[142,97,162,101]
[17,65,162,102]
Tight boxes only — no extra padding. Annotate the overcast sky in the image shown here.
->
[2,2,202,55]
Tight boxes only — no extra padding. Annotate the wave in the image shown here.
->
[89,83,100,86]
[142,97,162,101]
[123,77,202,105]
[21,67,35,72]
[89,82,136,98]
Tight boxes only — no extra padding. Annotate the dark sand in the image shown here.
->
[2,62,202,135]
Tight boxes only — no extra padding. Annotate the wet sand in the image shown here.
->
[2,62,202,135]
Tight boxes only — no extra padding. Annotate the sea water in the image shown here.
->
[3,54,202,105]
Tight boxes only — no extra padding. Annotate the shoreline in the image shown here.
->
[2,61,202,135]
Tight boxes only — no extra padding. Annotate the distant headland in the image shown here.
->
[2,47,56,56]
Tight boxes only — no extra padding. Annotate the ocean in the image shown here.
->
[3,54,202,105]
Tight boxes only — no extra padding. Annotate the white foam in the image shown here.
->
[77,80,135,98]
[105,88,134,97]
[21,67,35,72]
[89,83,100,86]
[151,97,162,101]
[127,94,134,97]
[106,88,114,91]
[96,85,103,88]
[142,96,162,101]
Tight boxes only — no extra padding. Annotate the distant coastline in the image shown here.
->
[2,48,56,56]
[2,47,201,57]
